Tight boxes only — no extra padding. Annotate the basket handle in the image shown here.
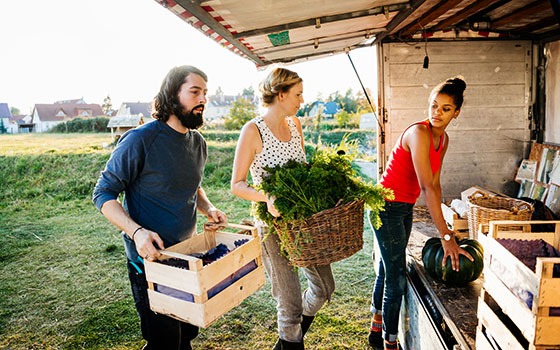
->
[467,190,490,202]
[510,201,533,213]
[204,222,258,237]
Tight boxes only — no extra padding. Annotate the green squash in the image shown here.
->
[421,237,442,278]
[421,236,484,286]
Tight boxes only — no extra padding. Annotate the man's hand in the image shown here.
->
[133,228,165,261]
[205,207,228,231]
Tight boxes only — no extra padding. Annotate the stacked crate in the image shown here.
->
[477,220,560,350]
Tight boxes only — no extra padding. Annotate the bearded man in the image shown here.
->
[93,65,227,350]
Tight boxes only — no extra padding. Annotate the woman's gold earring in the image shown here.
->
[452,118,459,128]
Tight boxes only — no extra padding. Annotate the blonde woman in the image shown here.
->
[231,68,334,350]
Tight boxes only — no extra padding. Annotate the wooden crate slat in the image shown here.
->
[482,267,536,342]
[145,261,204,295]
[477,293,526,350]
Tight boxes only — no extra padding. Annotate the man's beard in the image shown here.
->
[175,104,204,129]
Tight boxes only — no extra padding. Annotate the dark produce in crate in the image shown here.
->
[155,239,255,302]
[491,237,560,314]
[496,238,560,274]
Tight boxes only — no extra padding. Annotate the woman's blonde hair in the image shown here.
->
[259,67,302,106]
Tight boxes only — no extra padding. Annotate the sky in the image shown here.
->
[0,0,377,115]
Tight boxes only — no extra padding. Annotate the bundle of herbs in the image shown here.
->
[254,147,393,231]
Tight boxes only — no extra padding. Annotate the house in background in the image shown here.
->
[108,102,154,140]
[205,94,236,120]
[12,115,32,133]
[116,102,152,118]
[0,103,13,133]
[307,101,340,118]
[31,99,104,132]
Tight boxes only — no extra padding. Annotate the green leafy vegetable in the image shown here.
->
[254,147,393,229]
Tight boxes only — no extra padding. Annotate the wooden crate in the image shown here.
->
[441,203,469,238]
[477,220,560,349]
[144,223,265,328]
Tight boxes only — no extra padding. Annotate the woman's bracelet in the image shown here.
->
[132,226,143,241]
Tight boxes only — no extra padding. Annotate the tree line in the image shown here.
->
[47,87,375,133]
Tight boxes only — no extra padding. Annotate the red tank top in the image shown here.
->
[380,119,444,203]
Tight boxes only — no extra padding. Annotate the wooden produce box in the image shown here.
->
[477,220,560,349]
[144,223,265,328]
[441,203,469,238]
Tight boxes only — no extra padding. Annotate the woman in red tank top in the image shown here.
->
[367,77,473,350]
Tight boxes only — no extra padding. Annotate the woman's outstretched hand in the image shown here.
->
[441,236,473,271]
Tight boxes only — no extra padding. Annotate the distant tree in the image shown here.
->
[242,86,255,98]
[102,95,112,115]
[313,104,324,131]
[356,88,375,114]
[224,97,257,130]
[0,118,7,133]
[342,88,358,113]
[327,89,359,113]
[214,87,224,101]
[334,110,352,128]
[10,107,20,116]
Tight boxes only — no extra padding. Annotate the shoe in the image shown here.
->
[301,315,314,336]
[368,330,383,349]
[273,315,314,350]
[276,339,304,350]
[384,340,398,350]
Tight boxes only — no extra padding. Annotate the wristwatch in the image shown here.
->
[442,233,453,241]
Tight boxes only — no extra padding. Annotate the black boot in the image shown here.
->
[279,339,304,350]
[301,315,315,335]
[273,316,314,350]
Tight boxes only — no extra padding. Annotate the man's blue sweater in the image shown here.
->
[93,120,207,261]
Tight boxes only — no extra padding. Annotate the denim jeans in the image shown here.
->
[258,225,335,343]
[370,201,414,342]
[127,259,199,350]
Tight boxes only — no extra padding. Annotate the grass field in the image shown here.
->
[0,133,379,349]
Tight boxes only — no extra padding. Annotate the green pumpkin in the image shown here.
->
[457,238,484,256]
[421,236,484,286]
[421,237,442,278]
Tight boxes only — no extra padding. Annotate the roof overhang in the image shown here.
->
[156,0,560,67]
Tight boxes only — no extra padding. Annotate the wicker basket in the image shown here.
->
[273,200,364,267]
[467,190,533,238]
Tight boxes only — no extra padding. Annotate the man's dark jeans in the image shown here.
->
[127,260,199,350]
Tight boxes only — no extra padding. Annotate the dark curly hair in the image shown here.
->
[430,76,467,109]
[152,65,208,122]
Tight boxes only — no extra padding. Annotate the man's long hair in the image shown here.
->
[152,65,208,122]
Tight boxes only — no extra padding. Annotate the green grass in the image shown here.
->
[0,133,378,349]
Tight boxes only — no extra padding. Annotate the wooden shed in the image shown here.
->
[107,115,155,140]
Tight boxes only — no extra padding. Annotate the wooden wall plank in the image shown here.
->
[380,40,532,200]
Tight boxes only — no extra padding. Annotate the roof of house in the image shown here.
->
[33,103,104,122]
[208,95,237,107]
[0,103,12,118]
[324,101,340,115]
[310,101,340,115]
[107,115,155,128]
[54,98,86,104]
[119,102,152,117]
